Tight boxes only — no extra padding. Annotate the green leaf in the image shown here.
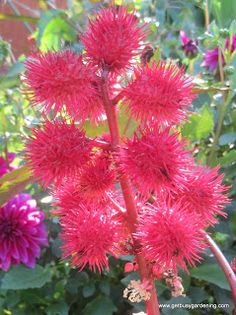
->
[191,264,230,290]
[0,165,31,184]
[219,132,236,145]
[121,272,139,287]
[83,296,117,315]
[46,301,69,315]
[188,287,209,303]
[0,75,20,90]
[182,104,214,140]
[1,265,52,290]
[38,14,76,52]
[82,282,96,298]
[99,281,110,296]
[7,61,25,77]
[211,0,236,27]
[218,150,236,165]
[0,166,32,207]
[65,271,89,294]
[36,10,62,47]
[161,296,191,315]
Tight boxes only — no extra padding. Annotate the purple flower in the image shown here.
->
[0,194,48,271]
[202,48,221,71]
[180,31,198,59]
[202,34,236,72]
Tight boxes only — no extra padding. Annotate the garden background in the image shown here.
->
[0,0,236,314]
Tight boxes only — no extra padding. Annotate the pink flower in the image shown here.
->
[0,194,48,271]
[60,204,122,272]
[24,50,104,122]
[81,6,146,72]
[172,165,230,226]
[202,48,221,72]
[180,31,198,59]
[121,62,194,126]
[136,202,206,272]
[120,128,191,195]
[202,34,236,72]
[25,120,92,186]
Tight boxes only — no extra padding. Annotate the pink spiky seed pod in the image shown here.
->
[25,119,92,186]
[53,152,116,212]
[81,6,147,73]
[121,61,195,126]
[135,202,207,272]
[172,165,230,227]
[60,204,122,272]
[24,50,104,123]
[120,127,192,196]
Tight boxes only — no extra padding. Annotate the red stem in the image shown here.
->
[101,70,160,315]
[205,234,236,308]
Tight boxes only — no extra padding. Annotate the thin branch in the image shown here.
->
[205,234,236,307]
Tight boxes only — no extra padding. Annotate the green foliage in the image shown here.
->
[83,296,118,315]
[191,264,230,290]
[182,104,214,140]
[0,166,32,206]
[36,10,77,52]
[1,265,52,290]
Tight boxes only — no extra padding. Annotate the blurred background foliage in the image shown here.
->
[0,0,236,314]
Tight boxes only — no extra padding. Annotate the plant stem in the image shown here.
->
[207,100,227,166]
[205,0,209,32]
[101,70,160,315]
[207,50,229,166]
[205,234,236,307]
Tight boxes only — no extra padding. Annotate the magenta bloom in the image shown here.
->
[180,31,198,58]
[136,202,207,272]
[122,62,194,126]
[81,6,146,72]
[202,34,236,71]
[202,48,221,72]
[0,194,48,271]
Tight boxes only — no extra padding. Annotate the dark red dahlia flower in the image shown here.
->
[136,202,206,272]
[122,62,194,126]
[25,120,92,186]
[24,50,104,122]
[0,194,48,271]
[172,165,230,226]
[120,128,191,195]
[81,6,146,72]
[60,204,122,272]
